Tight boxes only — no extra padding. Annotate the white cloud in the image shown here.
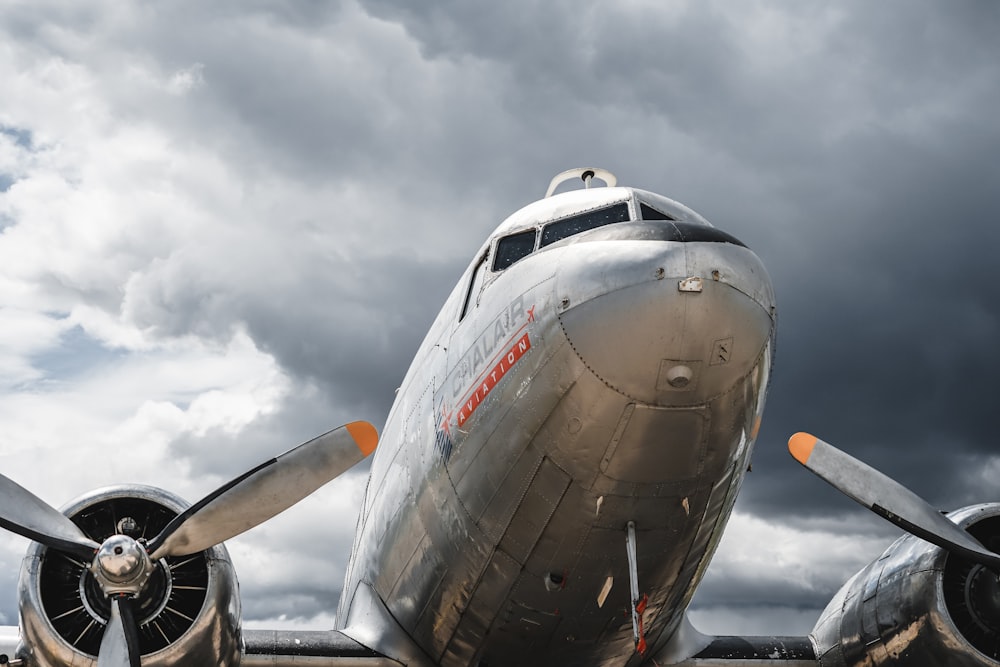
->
[0,308,70,385]
[0,327,302,624]
[225,471,368,623]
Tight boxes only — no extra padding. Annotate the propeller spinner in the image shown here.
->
[0,420,377,667]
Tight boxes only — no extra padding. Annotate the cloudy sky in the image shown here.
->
[1,0,999,640]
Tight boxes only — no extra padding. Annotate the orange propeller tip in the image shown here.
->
[347,421,379,456]
[788,432,818,464]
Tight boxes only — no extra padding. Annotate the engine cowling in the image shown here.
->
[812,503,1000,667]
[15,485,241,667]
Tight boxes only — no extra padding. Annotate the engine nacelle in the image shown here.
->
[15,485,242,667]
[812,503,1000,667]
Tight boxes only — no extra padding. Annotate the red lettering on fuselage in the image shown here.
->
[457,333,531,427]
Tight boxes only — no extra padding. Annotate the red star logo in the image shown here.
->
[438,404,453,437]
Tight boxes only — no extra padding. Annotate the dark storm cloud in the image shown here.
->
[333,0,1000,624]
[693,567,833,611]
[243,256,460,420]
[116,0,1000,562]
[241,584,343,624]
[4,0,1000,638]
[72,1,534,207]
[737,38,1000,521]
[255,0,1000,524]
[124,241,461,426]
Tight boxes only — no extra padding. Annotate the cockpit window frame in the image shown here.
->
[489,200,638,274]
[459,250,490,322]
[492,229,538,272]
[639,202,676,221]
[539,202,631,249]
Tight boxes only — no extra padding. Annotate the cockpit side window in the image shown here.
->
[460,251,489,322]
[540,202,630,248]
[493,229,537,271]
[639,203,676,221]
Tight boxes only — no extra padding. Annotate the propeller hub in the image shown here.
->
[92,534,154,595]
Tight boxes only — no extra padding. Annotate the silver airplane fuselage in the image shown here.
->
[336,183,777,667]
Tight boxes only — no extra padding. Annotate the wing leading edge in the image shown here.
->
[676,636,816,665]
[650,614,816,666]
[242,630,402,666]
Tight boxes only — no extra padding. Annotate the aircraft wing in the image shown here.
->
[0,626,402,666]
[246,630,818,667]
[242,630,402,666]
[0,622,835,666]
[2,622,818,666]
[649,614,817,666]
[664,636,816,665]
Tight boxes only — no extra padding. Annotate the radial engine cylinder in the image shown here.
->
[812,503,1000,667]
[16,485,241,667]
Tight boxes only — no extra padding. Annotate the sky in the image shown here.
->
[1,0,999,641]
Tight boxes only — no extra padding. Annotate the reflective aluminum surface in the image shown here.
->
[15,485,241,667]
[812,503,1000,667]
[338,184,777,667]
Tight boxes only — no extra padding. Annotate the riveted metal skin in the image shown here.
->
[337,185,777,667]
[15,485,241,667]
[242,629,403,666]
[811,503,1000,667]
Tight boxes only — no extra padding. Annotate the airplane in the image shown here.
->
[0,167,998,666]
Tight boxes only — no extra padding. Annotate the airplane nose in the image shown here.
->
[557,274,773,407]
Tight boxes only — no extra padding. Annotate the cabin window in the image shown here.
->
[540,202,630,248]
[639,203,676,221]
[493,230,537,271]
[460,251,489,321]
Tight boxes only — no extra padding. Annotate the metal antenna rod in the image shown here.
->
[626,521,647,654]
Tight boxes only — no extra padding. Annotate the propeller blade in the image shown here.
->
[789,432,1000,571]
[0,472,100,558]
[148,421,377,559]
[98,597,141,667]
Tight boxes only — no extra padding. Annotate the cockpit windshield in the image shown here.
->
[539,203,630,248]
[639,203,676,221]
[487,177,724,276]
[493,229,537,271]
[491,202,634,272]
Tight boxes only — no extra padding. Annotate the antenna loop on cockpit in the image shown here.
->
[545,168,617,198]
